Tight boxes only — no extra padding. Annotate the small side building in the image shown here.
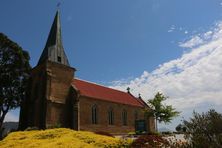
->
[19,10,155,134]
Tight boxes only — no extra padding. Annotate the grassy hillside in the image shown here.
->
[0,128,132,148]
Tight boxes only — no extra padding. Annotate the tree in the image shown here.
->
[147,92,180,132]
[175,123,186,133]
[175,124,182,132]
[0,33,31,138]
[183,109,222,147]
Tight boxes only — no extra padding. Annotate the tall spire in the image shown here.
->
[38,10,70,66]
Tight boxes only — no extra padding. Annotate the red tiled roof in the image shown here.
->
[72,79,145,107]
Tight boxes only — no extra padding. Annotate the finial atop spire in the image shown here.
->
[57,1,62,10]
[38,10,70,66]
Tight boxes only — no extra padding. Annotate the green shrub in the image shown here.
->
[135,130,147,135]
[148,131,161,136]
[47,123,61,129]
[183,109,222,147]
[161,131,172,135]
[25,127,39,131]
[128,132,135,135]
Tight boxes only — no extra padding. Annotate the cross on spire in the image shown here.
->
[127,87,130,93]
[138,93,141,98]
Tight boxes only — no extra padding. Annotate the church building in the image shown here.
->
[19,11,155,134]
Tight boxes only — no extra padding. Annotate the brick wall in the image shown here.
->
[19,61,75,129]
[46,61,75,104]
[78,96,154,134]
[45,61,75,127]
[19,63,47,129]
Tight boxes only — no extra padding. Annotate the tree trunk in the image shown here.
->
[0,115,5,130]
[155,117,158,132]
[0,111,7,139]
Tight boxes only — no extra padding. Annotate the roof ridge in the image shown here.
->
[73,78,130,95]
[127,92,147,107]
[137,97,149,107]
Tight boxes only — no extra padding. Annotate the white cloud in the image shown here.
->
[167,25,190,35]
[179,36,203,48]
[184,30,188,34]
[111,21,222,112]
[168,25,175,32]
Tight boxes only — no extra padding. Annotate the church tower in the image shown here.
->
[19,10,75,130]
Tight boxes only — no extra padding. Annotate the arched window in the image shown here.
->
[92,104,98,124]
[122,109,127,126]
[135,111,138,120]
[108,107,114,125]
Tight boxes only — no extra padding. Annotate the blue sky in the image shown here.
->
[1,0,222,130]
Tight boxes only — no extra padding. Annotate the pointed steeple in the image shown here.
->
[38,10,70,66]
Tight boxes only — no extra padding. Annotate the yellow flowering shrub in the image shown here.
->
[0,128,132,148]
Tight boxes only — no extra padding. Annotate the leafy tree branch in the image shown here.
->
[147,92,180,132]
[0,33,31,138]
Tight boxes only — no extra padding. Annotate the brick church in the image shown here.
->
[19,11,155,134]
